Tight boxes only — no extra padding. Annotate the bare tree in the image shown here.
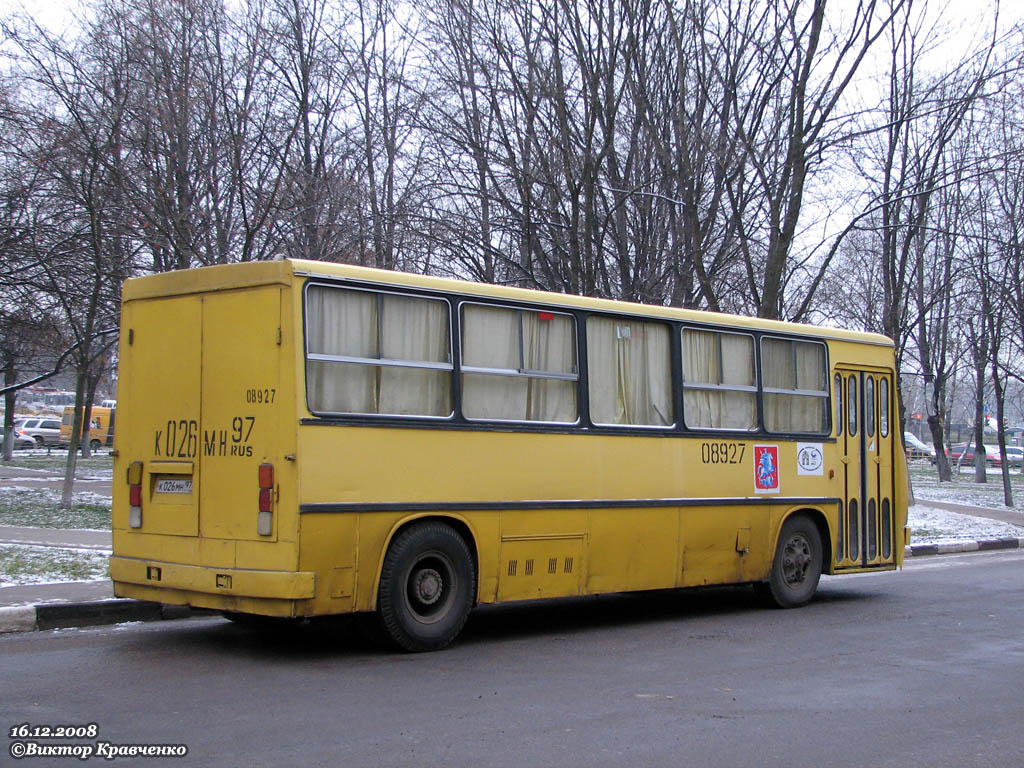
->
[5,11,136,503]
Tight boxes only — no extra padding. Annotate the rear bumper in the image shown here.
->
[110,556,316,616]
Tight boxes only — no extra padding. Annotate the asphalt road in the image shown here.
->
[2,550,1023,768]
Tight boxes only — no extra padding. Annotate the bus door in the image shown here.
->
[836,368,896,568]
[198,287,284,542]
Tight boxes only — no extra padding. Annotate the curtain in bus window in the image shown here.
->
[521,310,576,421]
[306,285,377,357]
[762,338,826,433]
[681,329,756,429]
[305,286,452,416]
[461,305,528,420]
[378,294,451,416]
[461,304,577,422]
[587,317,672,426]
[306,287,378,413]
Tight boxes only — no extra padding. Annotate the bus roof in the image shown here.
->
[122,258,894,348]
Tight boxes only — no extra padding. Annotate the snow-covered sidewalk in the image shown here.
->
[908,503,1023,545]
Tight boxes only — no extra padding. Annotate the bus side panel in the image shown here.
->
[296,514,359,615]
[587,508,679,594]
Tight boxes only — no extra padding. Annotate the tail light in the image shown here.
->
[257,463,274,536]
[127,461,143,528]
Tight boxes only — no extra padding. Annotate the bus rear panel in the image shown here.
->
[111,263,308,617]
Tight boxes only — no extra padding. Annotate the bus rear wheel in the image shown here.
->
[377,522,475,652]
[757,515,822,609]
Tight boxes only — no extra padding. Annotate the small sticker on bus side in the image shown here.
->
[753,445,780,493]
[796,443,824,475]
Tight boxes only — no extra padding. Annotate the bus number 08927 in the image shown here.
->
[246,388,275,404]
[701,442,746,465]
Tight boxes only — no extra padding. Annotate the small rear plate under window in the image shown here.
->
[155,477,193,494]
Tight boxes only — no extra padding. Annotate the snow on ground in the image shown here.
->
[0,544,110,587]
[915,484,1021,510]
[907,504,1024,544]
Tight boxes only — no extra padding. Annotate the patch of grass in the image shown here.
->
[909,463,1024,508]
[0,544,110,586]
[0,488,111,530]
[0,452,113,478]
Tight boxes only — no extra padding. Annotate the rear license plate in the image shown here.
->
[154,477,193,494]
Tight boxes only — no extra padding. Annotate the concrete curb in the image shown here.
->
[0,599,205,634]
[2,537,1022,635]
[904,536,1024,557]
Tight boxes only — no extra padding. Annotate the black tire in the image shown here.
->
[89,439,101,451]
[376,522,475,652]
[757,515,822,609]
[33,436,44,447]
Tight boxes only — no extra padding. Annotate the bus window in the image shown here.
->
[306,285,453,417]
[587,317,672,427]
[461,304,578,423]
[834,373,843,437]
[879,378,889,437]
[848,375,858,435]
[866,376,876,438]
[761,338,828,434]
[681,329,757,430]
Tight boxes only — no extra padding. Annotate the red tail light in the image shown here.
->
[257,463,274,536]
[258,488,273,513]
[127,461,143,528]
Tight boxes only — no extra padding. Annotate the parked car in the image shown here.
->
[903,432,935,460]
[16,417,64,447]
[1003,446,1023,468]
[0,428,36,450]
[948,443,1001,468]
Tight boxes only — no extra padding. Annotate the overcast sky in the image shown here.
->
[2,0,1020,40]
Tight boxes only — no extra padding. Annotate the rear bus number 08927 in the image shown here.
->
[246,388,275,404]
[701,441,746,464]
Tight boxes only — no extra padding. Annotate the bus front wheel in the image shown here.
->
[756,515,822,609]
[377,522,475,652]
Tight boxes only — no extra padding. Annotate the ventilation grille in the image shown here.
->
[504,555,575,577]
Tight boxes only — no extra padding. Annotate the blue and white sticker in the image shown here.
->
[796,443,824,476]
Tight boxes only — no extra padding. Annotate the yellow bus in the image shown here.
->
[110,259,908,651]
[60,406,115,451]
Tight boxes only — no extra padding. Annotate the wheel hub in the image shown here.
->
[782,533,812,585]
[412,568,443,606]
